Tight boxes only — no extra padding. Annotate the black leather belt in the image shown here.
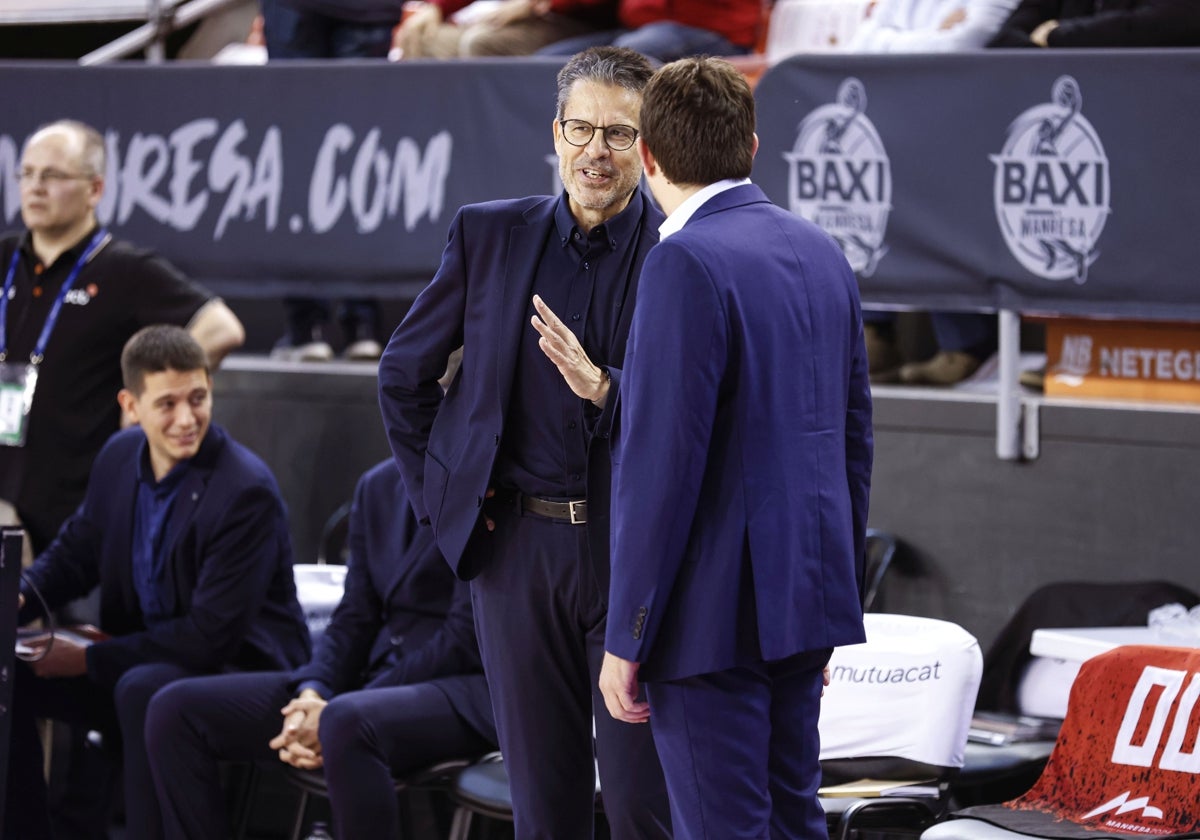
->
[521,495,588,525]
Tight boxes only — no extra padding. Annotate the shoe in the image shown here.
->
[340,313,383,361]
[864,323,901,383]
[270,325,334,362]
[343,338,383,361]
[898,351,981,386]
[1020,365,1045,391]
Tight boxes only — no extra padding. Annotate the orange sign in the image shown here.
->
[1044,319,1200,403]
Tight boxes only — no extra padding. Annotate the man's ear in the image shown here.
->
[637,137,657,177]
[751,132,760,160]
[87,175,105,211]
[117,388,137,421]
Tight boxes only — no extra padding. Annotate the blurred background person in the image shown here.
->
[1,119,243,558]
[258,0,390,361]
[147,459,495,840]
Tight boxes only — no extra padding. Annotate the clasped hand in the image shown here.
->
[269,691,327,769]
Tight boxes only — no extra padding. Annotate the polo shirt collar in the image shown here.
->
[18,224,101,270]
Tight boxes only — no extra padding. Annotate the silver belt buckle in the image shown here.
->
[568,499,587,525]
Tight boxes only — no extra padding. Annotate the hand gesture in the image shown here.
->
[530,295,610,408]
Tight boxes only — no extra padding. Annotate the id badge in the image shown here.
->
[0,361,37,447]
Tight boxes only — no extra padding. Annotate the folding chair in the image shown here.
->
[281,758,471,840]
[819,613,983,840]
[447,750,604,840]
[863,528,902,613]
[924,643,1200,840]
[446,753,514,840]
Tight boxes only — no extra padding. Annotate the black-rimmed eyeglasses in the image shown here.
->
[558,119,639,151]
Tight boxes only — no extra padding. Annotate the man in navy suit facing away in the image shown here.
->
[600,56,874,839]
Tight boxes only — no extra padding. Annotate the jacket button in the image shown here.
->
[493,434,500,445]
[638,607,648,617]
[633,629,641,640]
[390,635,404,646]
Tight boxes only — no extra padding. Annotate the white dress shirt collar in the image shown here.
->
[658,178,751,240]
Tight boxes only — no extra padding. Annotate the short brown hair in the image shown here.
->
[639,57,755,186]
[121,325,208,395]
[555,46,655,120]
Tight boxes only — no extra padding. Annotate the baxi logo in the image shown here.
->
[991,76,1111,284]
[784,78,891,276]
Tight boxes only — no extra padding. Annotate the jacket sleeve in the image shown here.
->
[605,243,726,662]
[85,483,289,689]
[364,578,482,688]
[289,477,383,696]
[987,0,1057,45]
[1048,0,1200,46]
[18,505,102,625]
[377,208,470,524]
[843,272,874,597]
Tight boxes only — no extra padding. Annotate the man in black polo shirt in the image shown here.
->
[0,119,245,556]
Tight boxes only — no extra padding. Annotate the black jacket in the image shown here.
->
[988,0,1200,46]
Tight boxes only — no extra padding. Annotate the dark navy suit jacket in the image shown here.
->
[19,424,311,690]
[289,460,494,742]
[379,191,664,581]
[607,184,873,682]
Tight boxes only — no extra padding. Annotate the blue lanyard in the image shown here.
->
[0,228,110,364]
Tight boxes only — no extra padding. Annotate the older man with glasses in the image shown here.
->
[379,46,671,838]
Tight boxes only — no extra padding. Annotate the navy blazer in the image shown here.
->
[289,460,495,742]
[607,184,873,682]
[20,424,311,690]
[379,191,665,581]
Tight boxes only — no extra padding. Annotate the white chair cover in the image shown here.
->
[820,613,984,768]
[293,563,348,635]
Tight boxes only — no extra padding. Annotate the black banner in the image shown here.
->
[754,50,1200,319]
[0,59,566,298]
[2,53,1198,319]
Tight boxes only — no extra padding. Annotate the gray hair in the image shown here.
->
[555,47,655,119]
[27,119,106,177]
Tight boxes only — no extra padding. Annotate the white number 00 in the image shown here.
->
[1112,665,1200,773]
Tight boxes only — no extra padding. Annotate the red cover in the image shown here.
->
[960,644,1200,837]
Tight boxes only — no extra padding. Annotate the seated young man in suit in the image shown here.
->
[145,459,497,840]
[7,324,311,840]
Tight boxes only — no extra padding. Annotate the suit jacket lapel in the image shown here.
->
[111,455,142,607]
[610,201,659,362]
[495,201,554,414]
[159,427,223,571]
[161,470,205,563]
